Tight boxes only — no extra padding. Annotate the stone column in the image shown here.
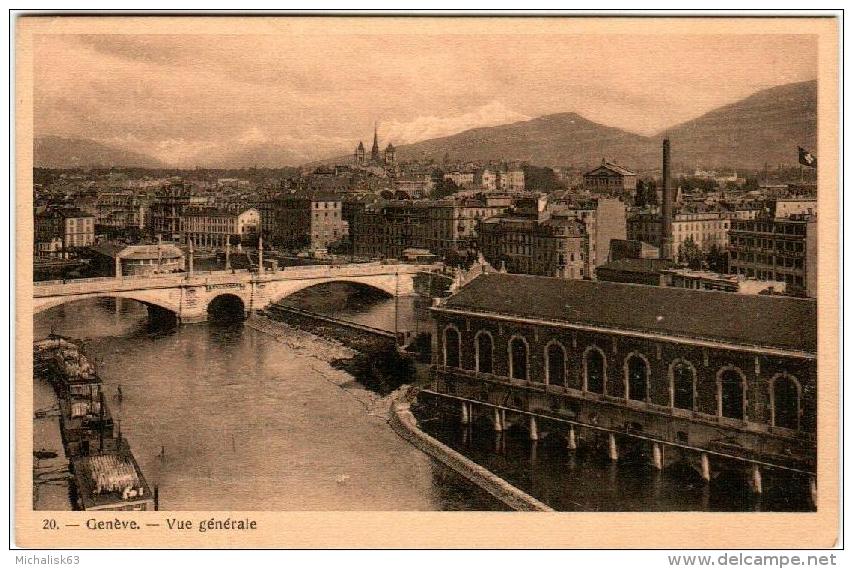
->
[258,234,264,272]
[493,407,504,432]
[652,443,663,470]
[225,238,231,271]
[461,401,470,425]
[751,464,763,495]
[700,452,711,482]
[529,415,539,441]
[566,425,577,450]
[608,433,618,461]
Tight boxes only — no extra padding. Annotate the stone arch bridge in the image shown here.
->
[33,263,427,324]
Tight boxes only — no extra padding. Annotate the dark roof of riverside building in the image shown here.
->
[437,273,816,355]
[596,258,677,274]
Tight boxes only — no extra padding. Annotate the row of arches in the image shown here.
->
[442,326,804,431]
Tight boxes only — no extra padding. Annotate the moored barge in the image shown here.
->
[34,335,155,511]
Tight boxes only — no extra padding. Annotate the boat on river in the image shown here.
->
[33,335,155,511]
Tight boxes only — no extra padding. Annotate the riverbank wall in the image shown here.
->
[263,304,395,353]
[389,399,554,512]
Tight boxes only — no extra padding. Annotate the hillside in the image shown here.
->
[365,80,818,171]
[662,80,817,170]
[34,136,166,169]
[393,112,657,170]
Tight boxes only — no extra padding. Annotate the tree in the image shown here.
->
[706,244,729,273]
[522,165,566,193]
[430,178,459,200]
[678,237,704,270]
[635,179,657,207]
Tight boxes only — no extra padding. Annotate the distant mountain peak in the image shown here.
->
[385,80,817,170]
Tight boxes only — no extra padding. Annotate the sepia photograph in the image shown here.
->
[13,12,840,549]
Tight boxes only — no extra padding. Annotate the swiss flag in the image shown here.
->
[798,146,817,168]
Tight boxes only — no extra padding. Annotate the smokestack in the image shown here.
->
[661,138,674,260]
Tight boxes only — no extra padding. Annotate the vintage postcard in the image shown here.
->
[14,14,840,548]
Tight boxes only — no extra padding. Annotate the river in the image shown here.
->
[35,285,811,512]
[34,296,501,511]
[304,286,813,512]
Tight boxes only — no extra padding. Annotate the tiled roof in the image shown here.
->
[439,273,816,353]
[584,162,637,177]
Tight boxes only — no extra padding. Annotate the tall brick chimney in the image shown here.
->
[661,138,674,260]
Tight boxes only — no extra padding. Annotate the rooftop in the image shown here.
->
[439,273,815,354]
[596,258,676,275]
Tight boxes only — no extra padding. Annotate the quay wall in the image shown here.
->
[264,304,395,352]
[389,400,553,512]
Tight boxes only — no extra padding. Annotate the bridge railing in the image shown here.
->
[32,263,433,297]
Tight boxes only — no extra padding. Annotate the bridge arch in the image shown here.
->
[33,291,182,317]
[262,276,398,308]
[207,293,248,322]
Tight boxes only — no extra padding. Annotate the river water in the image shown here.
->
[34,296,501,511]
[35,287,812,512]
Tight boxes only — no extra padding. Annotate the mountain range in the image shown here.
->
[34,80,816,171]
[34,136,167,169]
[390,80,817,171]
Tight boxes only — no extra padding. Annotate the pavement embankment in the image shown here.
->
[389,399,554,512]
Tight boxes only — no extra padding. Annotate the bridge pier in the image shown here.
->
[608,432,619,462]
[566,425,577,450]
[652,442,663,470]
[178,314,208,325]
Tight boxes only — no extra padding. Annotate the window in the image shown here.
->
[443,326,460,368]
[671,360,695,410]
[475,331,493,374]
[546,342,566,386]
[509,336,528,380]
[718,368,746,420]
[625,354,649,402]
[584,347,605,393]
[772,374,800,430]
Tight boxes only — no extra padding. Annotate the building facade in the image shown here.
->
[728,215,817,298]
[351,198,508,260]
[149,184,207,239]
[478,214,588,279]
[582,160,638,195]
[181,207,261,248]
[94,191,149,233]
[553,197,627,278]
[628,210,757,255]
[428,274,816,487]
[34,208,96,258]
[89,242,185,277]
[272,196,348,252]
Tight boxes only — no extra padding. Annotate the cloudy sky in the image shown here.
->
[34,32,817,167]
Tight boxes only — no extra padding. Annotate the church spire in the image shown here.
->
[370,120,381,163]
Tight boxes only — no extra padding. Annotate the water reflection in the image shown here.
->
[416,409,813,512]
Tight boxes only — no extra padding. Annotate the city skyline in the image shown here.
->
[34,32,816,168]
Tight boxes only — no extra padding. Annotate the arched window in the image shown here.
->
[772,374,801,430]
[443,326,460,368]
[509,336,529,380]
[545,341,566,386]
[625,353,649,402]
[584,347,605,394]
[718,368,746,420]
[671,360,696,410]
[475,331,493,374]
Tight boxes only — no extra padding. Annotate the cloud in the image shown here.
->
[381,102,530,146]
[32,32,818,167]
